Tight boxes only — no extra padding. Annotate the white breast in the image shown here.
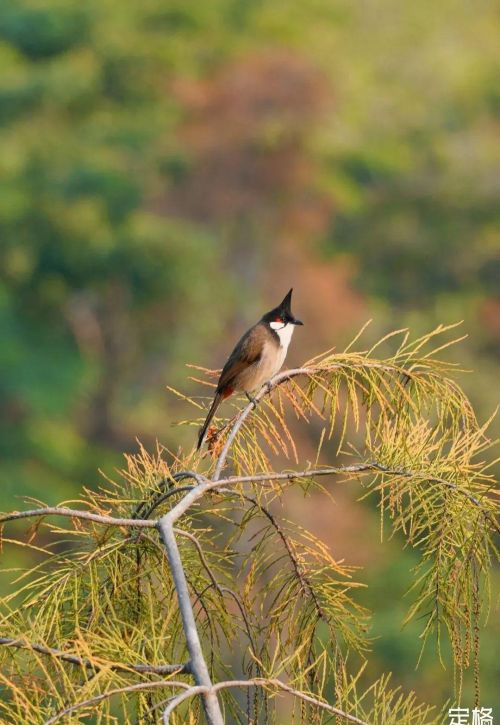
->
[237,323,295,393]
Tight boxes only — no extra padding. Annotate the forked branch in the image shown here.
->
[162,677,370,725]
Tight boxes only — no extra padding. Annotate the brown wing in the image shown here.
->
[216,323,267,393]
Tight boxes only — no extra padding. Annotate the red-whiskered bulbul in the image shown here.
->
[197,289,303,450]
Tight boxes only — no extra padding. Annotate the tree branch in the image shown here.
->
[143,529,260,675]
[216,464,498,531]
[0,637,190,676]
[162,677,370,725]
[211,361,418,479]
[1,464,494,535]
[152,463,497,535]
[212,370,305,480]
[157,516,224,725]
[0,507,156,528]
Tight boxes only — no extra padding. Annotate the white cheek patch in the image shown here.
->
[275,322,294,349]
[270,320,285,330]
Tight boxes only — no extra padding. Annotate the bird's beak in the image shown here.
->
[292,318,304,326]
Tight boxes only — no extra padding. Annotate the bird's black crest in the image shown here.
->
[262,288,303,326]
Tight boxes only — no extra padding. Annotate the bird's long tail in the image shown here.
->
[197,391,223,450]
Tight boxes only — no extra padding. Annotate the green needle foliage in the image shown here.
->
[0,325,497,724]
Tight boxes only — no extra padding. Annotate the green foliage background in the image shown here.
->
[1,0,498,717]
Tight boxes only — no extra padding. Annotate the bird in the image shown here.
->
[197,288,303,450]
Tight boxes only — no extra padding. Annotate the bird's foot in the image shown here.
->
[245,392,258,408]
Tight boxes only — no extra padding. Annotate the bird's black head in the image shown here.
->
[262,288,303,327]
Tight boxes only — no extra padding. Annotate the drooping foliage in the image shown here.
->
[0,327,497,723]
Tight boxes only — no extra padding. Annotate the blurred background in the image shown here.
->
[1,0,499,716]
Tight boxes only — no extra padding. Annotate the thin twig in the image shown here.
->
[215,464,387,487]
[133,471,206,520]
[174,528,224,596]
[141,486,196,519]
[43,679,192,725]
[0,637,190,675]
[219,587,259,663]
[218,487,325,619]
